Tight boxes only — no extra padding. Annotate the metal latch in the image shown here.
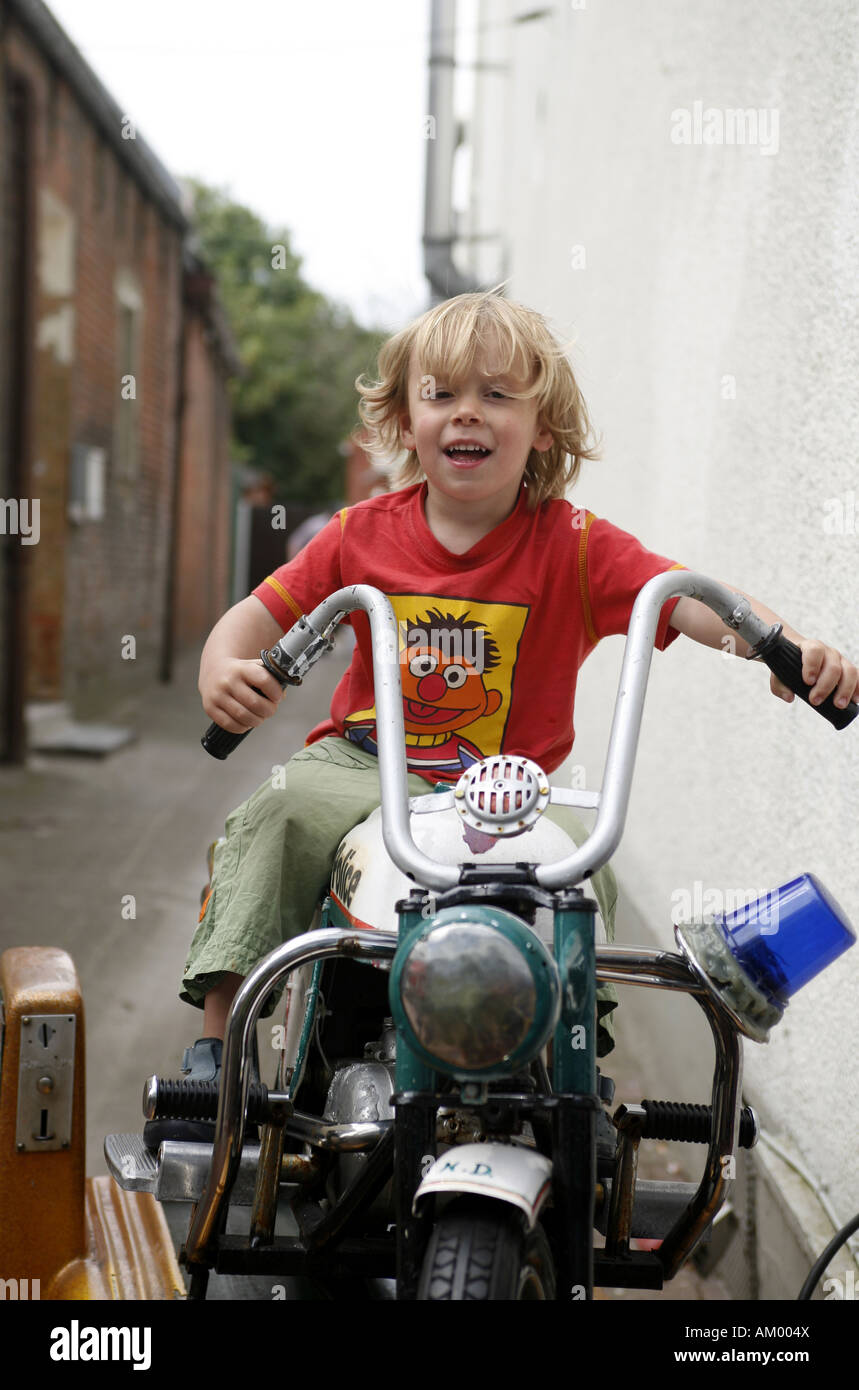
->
[15,1013,75,1152]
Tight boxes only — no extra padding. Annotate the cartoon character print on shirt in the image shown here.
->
[343,597,529,781]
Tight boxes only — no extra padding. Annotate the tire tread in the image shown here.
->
[417,1201,555,1301]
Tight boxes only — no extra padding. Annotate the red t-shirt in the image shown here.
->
[252,480,685,785]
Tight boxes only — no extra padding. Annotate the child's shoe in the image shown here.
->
[180,1036,223,1082]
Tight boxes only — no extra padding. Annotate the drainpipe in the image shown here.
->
[423,0,482,303]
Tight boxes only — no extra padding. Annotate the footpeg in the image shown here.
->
[638,1099,757,1148]
[143,1076,292,1125]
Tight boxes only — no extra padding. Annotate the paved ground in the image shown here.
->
[0,640,728,1299]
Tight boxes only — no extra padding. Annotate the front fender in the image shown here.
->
[413,1143,552,1229]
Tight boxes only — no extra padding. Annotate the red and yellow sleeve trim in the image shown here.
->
[261,575,303,622]
[578,516,687,649]
[577,511,600,647]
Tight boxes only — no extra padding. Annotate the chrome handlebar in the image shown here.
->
[271,573,772,892]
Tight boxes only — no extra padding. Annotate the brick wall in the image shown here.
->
[2,9,233,725]
[173,306,233,651]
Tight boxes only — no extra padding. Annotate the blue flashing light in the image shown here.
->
[718,873,856,1006]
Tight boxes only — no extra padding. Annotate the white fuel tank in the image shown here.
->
[327,797,606,949]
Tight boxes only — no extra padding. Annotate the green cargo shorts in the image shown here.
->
[182,735,620,1056]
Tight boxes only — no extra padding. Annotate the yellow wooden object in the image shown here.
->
[48,1179,185,1300]
[0,947,184,1299]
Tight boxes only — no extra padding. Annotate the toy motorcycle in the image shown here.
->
[105,572,857,1300]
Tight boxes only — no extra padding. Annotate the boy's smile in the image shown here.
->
[398,353,553,532]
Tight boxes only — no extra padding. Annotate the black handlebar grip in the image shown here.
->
[201,720,253,760]
[755,628,858,730]
[201,681,271,760]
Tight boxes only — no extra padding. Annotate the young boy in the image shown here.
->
[154,291,857,1140]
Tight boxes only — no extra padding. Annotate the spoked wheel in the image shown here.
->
[417,1199,556,1301]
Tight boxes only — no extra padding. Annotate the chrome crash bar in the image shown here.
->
[183,927,397,1267]
[597,948,746,1279]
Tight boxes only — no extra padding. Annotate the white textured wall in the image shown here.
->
[467,0,859,1238]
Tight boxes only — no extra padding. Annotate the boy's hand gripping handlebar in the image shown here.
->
[746,624,857,730]
[200,612,347,760]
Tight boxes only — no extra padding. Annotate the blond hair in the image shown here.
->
[355,288,601,509]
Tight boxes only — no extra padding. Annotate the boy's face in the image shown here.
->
[398,352,552,516]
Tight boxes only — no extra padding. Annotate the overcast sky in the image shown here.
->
[46,0,433,330]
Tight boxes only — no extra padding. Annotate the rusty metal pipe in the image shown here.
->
[249,1122,286,1246]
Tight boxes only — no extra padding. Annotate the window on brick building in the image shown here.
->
[69,445,106,522]
[113,270,142,492]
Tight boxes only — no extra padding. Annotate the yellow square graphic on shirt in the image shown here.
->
[343,594,528,762]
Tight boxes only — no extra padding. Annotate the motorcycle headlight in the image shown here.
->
[675,873,855,1042]
[390,905,561,1078]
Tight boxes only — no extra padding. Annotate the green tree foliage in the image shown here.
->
[185,179,386,503]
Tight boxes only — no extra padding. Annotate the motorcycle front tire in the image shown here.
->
[416,1198,556,1301]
